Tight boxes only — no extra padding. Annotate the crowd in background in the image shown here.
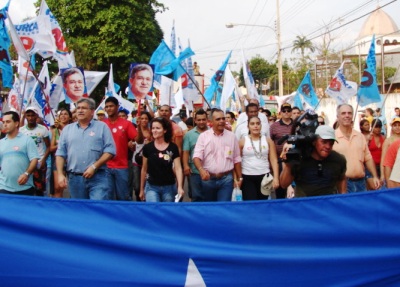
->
[1,98,400,201]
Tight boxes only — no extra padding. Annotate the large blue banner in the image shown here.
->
[1,189,400,286]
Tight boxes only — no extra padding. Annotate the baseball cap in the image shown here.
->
[391,117,400,125]
[315,125,337,142]
[25,106,38,115]
[280,103,292,111]
[97,110,105,115]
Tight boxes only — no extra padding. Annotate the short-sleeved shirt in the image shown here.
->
[0,133,40,192]
[183,127,205,174]
[104,118,137,169]
[19,124,49,161]
[292,151,347,197]
[270,119,294,155]
[383,139,400,183]
[56,119,116,173]
[333,128,372,179]
[143,142,179,186]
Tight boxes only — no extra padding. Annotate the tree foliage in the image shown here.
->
[40,0,166,101]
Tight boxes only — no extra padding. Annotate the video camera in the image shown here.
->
[278,110,319,164]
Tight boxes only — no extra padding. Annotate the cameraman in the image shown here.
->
[279,125,347,197]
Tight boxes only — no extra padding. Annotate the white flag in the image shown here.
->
[325,61,358,105]
[220,66,235,112]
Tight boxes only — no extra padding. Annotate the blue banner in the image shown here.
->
[1,189,400,285]
[294,71,319,110]
[357,35,381,107]
[204,51,231,103]
[0,0,13,88]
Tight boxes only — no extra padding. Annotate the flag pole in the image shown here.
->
[18,66,30,113]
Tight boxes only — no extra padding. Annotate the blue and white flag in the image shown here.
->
[149,40,194,81]
[220,65,236,112]
[0,0,12,88]
[357,35,381,107]
[293,71,319,110]
[106,64,120,97]
[204,51,232,103]
[7,74,23,112]
[326,61,358,105]
[29,61,54,126]
[242,49,263,106]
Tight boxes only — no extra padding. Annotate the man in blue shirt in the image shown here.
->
[56,98,116,200]
[0,111,39,195]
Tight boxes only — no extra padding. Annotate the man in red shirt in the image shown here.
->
[104,97,137,200]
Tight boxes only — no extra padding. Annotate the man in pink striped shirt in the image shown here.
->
[193,109,242,201]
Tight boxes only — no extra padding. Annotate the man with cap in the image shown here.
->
[269,102,295,198]
[96,110,106,121]
[280,125,347,197]
[19,107,51,196]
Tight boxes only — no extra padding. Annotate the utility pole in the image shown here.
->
[276,0,283,97]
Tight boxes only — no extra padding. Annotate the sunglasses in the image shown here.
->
[281,109,291,113]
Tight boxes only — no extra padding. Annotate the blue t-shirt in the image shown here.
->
[0,133,40,192]
[56,120,116,173]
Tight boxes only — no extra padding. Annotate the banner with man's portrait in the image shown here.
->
[127,63,154,101]
[61,67,88,104]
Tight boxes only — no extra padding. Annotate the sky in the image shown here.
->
[3,0,400,86]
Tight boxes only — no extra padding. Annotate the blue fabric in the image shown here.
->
[0,133,39,192]
[56,119,116,173]
[357,35,381,107]
[145,182,176,202]
[294,71,319,110]
[204,51,231,103]
[149,40,194,81]
[347,178,367,193]
[1,189,400,285]
[0,1,13,88]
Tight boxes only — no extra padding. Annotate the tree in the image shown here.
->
[40,0,166,101]
[292,35,315,59]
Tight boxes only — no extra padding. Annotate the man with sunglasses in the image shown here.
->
[280,125,347,197]
[270,103,295,198]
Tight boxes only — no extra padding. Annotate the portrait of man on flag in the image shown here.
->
[61,67,87,104]
[127,63,154,101]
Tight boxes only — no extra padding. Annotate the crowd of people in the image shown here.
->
[1,97,400,202]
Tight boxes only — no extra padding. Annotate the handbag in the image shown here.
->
[134,146,144,166]
[260,173,274,196]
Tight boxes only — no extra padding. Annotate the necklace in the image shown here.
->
[249,135,263,159]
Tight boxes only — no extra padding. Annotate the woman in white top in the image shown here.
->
[239,116,280,200]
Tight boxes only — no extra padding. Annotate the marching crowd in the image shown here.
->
[1,97,400,201]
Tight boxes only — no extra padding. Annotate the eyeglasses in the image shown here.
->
[317,162,323,177]
[281,109,291,113]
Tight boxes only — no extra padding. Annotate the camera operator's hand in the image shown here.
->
[280,143,293,161]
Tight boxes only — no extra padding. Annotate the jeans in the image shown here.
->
[190,173,204,202]
[68,170,109,200]
[145,182,176,202]
[133,164,142,201]
[106,168,131,201]
[347,178,366,193]
[200,173,233,202]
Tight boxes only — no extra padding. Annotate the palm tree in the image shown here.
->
[292,36,315,59]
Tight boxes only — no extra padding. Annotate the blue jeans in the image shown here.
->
[347,178,366,193]
[106,168,131,201]
[68,170,109,200]
[201,173,233,201]
[190,173,204,202]
[145,182,176,202]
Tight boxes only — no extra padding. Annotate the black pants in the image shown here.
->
[242,174,269,200]
[0,187,36,196]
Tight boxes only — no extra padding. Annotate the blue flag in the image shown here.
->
[204,51,232,103]
[293,71,318,110]
[0,0,13,88]
[149,40,194,81]
[357,35,381,107]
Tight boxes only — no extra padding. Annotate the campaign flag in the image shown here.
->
[204,51,232,103]
[326,61,358,105]
[149,40,194,81]
[242,49,260,101]
[28,61,54,126]
[0,1,12,88]
[17,56,36,109]
[39,0,70,64]
[106,64,118,97]
[357,35,381,107]
[293,71,319,110]
[7,74,23,112]
[7,13,30,61]
[12,15,56,59]
[220,65,236,112]
[178,38,196,111]
[84,70,107,95]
